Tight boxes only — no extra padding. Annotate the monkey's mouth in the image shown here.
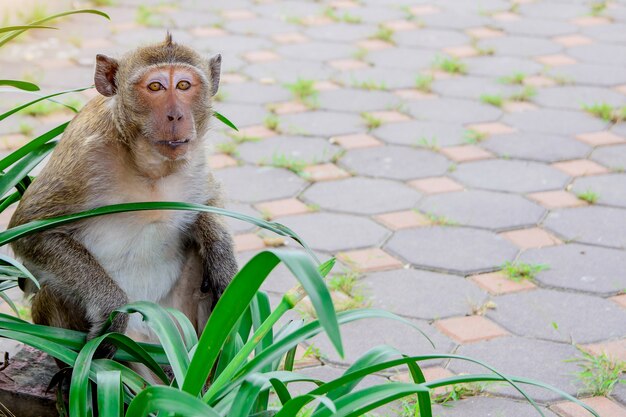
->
[157,139,190,148]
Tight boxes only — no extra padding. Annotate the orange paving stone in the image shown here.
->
[272,32,308,44]
[234,125,276,140]
[551,396,625,417]
[394,89,437,100]
[466,122,515,136]
[570,16,611,26]
[190,27,227,37]
[234,233,265,252]
[373,210,430,230]
[491,12,520,21]
[337,248,403,272]
[524,75,556,87]
[329,59,369,71]
[270,101,308,115]
[503,101,538,112]
[443,45,478,58]
[609,294,626,308]
[314,80,341,91]
[466,27,504,39]
[302,163,350,182]
[616,85,626,95]
[302,15,334,26]
[435,316,509,344]
[357,39,392,51]
[0,205,16,229]
[581,339,626,362]
[391,366,454,396]
[329,0,359,8]
[222,9,255,20]
[82,37,113,49]
[208,154,238,170]
[470,272,536,295]
[553,35,593,47]
[500,227,562,249]
[408,176,464,194]
[575,131,626,146]
[221,73,247,84]
[410,5,441,15]
[243,50,280,63]
[254,198,311,219]
[441,145,494,162]
[384,19,420,31]
[0,134,28,151]
[330,133,382,149]
[535,54,577,66]
[527,190,587,209]
[293,344,322,369]
[552,159,609,176]
[368,111,411,123]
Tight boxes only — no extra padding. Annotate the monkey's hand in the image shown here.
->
[88,311,129,359]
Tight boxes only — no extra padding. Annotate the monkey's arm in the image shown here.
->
[192,211,238,303]
[15,233,128,341]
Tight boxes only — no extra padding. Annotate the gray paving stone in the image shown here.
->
[316,88,401,112]
[220,82,291,105]
[591,144,626,171]
[341,145,449,180]
[253,0,320,19]
[434,397,558,417]
[431,76,517,101]
[237,135,342,165]
[243,60,334,83]
[214,102,267,127]
[545,206,626,249]
[215,165,306,203]
[192,34,271,54]
[520,243,626,295]
[534,86,626,111]
[167,9,223,29]
[280,110,363,136]
[420,12,489,30]
[222,17,295,35]
[568,44,626,67]
[303,177,421,215]
[465,56,543,78]
[613,379,626,406]
[450,337,582,402]
[437,0,509,13]
[518,1,587,19]
[407,98,502,124]
[495,19,578,37]
[373,120,466,147]
[582,23,626,43]
[385,227,518,274]
[333,67,417,89]
[477,36,562,57]
[276,41,356,62]
[548,63,626,87]
[571,174,626,208]
[613,122,626,138]
[275,212,390,252]
[289,364,389,398]
[489,289,626,343]
[502,108,607,136]
[224,202,259,234]
[111,28,193,48]
[304,23,377,43]
[310,317,455,367]
[452,160,570,193]
[364,269,488,320]
[344,6,406,24]
[482,133,591,163]
[395,29,470,49]
[367,48,437,71]
[418,190,545,231]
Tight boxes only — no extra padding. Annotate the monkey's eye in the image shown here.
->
[177,80,191,90]
[148,82,163,91]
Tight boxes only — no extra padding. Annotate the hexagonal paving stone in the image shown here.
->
[303,177,421,215]
[568,44,626,67]
[548,63,626,87]
[243,60,334,83]
[215,165,306,203]
[502,108,607,135]
[407,98,502,124]
[237,135,342,165]
[488,289,626,343]
[452,160,570,193]
[333,67,417,89]
[276,41,356,62]
[495,18,578,36]
[274,212,389,252]
[571,174,626,208]
[591,144,626,171]
[219,82,291,105]
[582,22,626,43]
[394,28,470,49]
[316,88,401,112]
[418,190,545,231]
[341,145,449,180]
[309,317,455,367]
[545,206,626,249]
[450,337,582,402]
[520,243,626,295]
[477,36,562,57]
[464,56,543,77]
[304,22,376,42]
[385,227,518,274]
[373,120,466,147]
[534,86,626,111]
[214,102,267,127]
[364,269,488,320]
[367,47,437,71]
[434,397,558,417]
[431,76,517,100]
[421,12,488,30]
[222,17,294,35]
[280,111,363,136]
[482,132,591,163]
[223,202,260,234]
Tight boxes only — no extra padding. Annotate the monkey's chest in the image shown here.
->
[77,212,194,303]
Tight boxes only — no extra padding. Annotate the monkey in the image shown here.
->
[8,33,238,354]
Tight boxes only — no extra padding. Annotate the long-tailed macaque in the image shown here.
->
[9,33,237,353]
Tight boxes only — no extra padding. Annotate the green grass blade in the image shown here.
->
[270,378,292,405]
[0,142,55,198]
[0,291,19,316]
[228,374,267,417]
[92,359,149,396]
[166,307,198,351]
[0,122,68,171]
[126,386,221,417]
[0,329,77,365]
[0,25,56,34]
[0,191,21,212]
[0,86,90,122]
[213,111,238,131]
[0,80,40,91]
[96,371,123,417]
[0,253,39,288]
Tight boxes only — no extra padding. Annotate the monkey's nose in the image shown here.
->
[166,112,184,122]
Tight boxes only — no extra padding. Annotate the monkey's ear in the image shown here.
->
[208,54,221,97]
[95,54,119,97]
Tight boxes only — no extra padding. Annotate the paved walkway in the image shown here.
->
[0,0,625,416]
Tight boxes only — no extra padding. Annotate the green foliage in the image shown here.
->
[264,114,280,131]
[262,153,308,175]
[416,137,440,151]
[577,189,599,204]
[569,349,625,396]
[582,102,626,123]
[432,56,467,74]
[352,79,387,91]
[361,112,383,130]
[370,25,395,44]
[509,86,537,102]
[135,5,163,27]
[480,94,504,107]
[323,7,361,24]
[589,1,608,16]
[414,74,434,93]
[285,78,319,107]
[464,129,488,144]
[501,261,549,282]
[499,72,526,85]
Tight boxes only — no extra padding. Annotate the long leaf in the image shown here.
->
[213,111,238,131]
[0,25,56,35]
[96,371,123,417]
[0,142,56,198]
[166,307,198,352]
[0,122,67,172]
[0,80,40,91]
[0,86,90,122]
[0,253,39,288]
[126,386,221,417]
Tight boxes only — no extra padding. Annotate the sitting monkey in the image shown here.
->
[9,33,238,350]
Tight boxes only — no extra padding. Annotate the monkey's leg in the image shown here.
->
[31,285,90,331]
[14,233,129,354]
